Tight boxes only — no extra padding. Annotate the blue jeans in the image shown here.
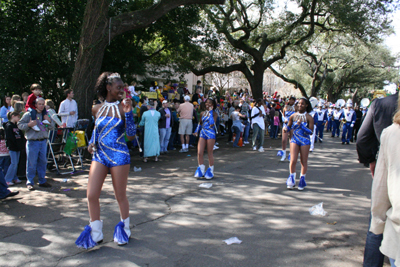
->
[271,124,278,138]
[243,122,250,142]
[168,131,177,150]
[390,258,396,267]
[26,140,47,185]
[363,213,384,267]
[5,151,20,183]
[232,126,241,147]
[0,157,11,198]
[159,127,172,152]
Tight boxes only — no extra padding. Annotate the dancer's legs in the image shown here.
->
[110,164,130,220]
[289,143,300,173]
[87,161,108,221]
[197,138,206,165]
[282,129,288,151]
[207,138,215,166]
[299,145,310,174]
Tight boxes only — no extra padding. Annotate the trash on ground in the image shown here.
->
[327,221,337,225]
[309,202,327,216]
[63,189,71,192]
[133,167,142,172]
[224,237,242,245]
[187,155,191,157]
[62,179,68,183]
[199,183,213,188]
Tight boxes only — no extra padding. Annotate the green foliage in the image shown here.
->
[0,0,85,106]
[278,33,399,100]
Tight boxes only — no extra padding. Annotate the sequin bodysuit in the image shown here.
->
[90,101,130,168]
[290,112,312,146]
[200,110,216,140]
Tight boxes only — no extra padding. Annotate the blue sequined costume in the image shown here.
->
[283,104,296,128]
[90,101,135,168]
[195,110,216,140]
[289,112,312,146]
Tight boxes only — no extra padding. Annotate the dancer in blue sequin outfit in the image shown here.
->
[193,98,218,179]
[76,72,136,249]
[279,97,296,161]
[283,98,314,191]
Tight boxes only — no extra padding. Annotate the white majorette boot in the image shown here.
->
[75,220,103,249]
[280,150,286,162]
[114,217,131,246]
[204,166,214,179]
[286,173,296,190]
[194,164,205,178]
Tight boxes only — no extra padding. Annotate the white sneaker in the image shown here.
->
[32,125,40,132]
[215,142,219,145]
[213,145,219,150]
[258,147,264,152]
[179,148,186,153]
[244,141,249,144]
[253,146,257,151]
[42,120,50,125]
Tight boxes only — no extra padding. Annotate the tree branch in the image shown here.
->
[269,66,309,98]
[111,0,225,38]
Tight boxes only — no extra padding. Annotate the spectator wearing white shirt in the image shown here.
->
[128,81,138,96]
[251,98,266,152]
[58,89,78,128]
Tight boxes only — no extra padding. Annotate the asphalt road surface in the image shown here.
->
[0,135,388,266]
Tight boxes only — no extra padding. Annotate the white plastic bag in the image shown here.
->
[223,237,242,245]
[309,202,327,216]
[199,183,213,188]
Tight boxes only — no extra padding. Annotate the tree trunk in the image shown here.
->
[72,0,226,120]
[249,65,264,100]
[71,0,110,120]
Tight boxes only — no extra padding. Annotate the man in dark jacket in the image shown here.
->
[356,91,398,267]
[158,100,174,154]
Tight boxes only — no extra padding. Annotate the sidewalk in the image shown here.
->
[0,136,383,266]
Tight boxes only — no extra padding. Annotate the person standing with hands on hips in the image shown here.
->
[75,72,136,249]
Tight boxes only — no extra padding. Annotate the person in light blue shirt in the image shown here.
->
[0,96,12,123]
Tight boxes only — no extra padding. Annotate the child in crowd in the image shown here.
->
[272,111,280,139]
[25,84,51,131]
[45,99,62,127]
[4,112,26,186]
[14,101,25,116]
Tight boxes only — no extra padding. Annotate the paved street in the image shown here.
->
[0,136,385,266]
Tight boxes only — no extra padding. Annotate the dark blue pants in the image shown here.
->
[342,122,353,143]
[363,214,384,267]
[327,118,333,131]
[332,120,340,137]
[316,122,324,140]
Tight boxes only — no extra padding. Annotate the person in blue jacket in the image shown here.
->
[313,103,328,143]
[341,103,357,144]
